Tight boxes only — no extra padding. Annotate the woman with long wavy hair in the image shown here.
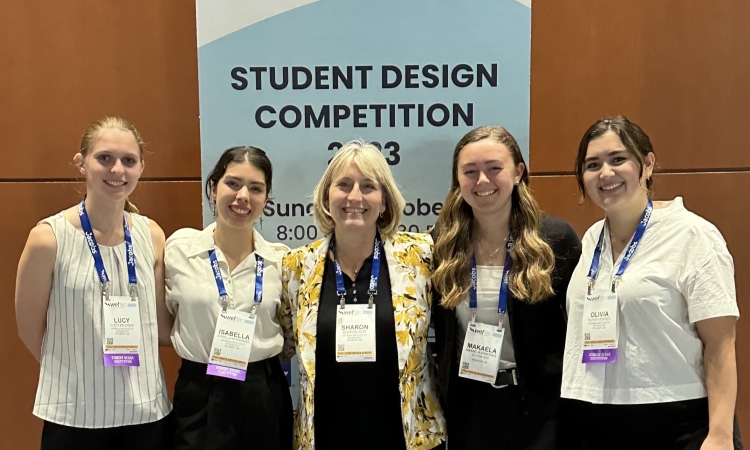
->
[431,126,581,450]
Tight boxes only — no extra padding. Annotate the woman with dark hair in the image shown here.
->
[15,117,172,449]
[431,126,581,450]
[560,115,741,449]
[162,146,294,450]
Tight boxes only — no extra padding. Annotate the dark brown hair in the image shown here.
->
[205,146,273,202]
[575,115,655,199]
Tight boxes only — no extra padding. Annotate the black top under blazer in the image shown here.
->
[431,214,582,442]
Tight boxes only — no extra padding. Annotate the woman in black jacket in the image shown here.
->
[431,126,581,450]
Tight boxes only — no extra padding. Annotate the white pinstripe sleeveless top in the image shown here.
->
[33,211,171,428]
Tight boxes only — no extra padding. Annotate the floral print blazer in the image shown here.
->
[280,231,446,450]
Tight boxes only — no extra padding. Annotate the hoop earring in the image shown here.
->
[379,212,383,219]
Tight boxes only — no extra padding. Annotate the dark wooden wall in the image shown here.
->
[1,1,746,447]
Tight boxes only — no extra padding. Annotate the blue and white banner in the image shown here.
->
[196,0,531,406]
[196,0,530,242]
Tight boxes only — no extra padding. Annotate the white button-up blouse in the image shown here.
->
[165,223,290,364]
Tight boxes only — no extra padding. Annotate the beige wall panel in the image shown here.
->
[530,172,750,433]
[1,181,202,448]
[529,0,750,173]
[0,1,201,179]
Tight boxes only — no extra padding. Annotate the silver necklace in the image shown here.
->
[479,236,508,265]
[335,251,363,276]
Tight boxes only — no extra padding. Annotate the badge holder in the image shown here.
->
[582,278,619,364]
[458,314,506,385]
[101,281,142,367]
[335,285,377,363]
[207,251,265,380]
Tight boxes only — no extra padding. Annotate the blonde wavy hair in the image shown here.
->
[433,126,555,308]
[312,140,405,238]
[79,116,144,213]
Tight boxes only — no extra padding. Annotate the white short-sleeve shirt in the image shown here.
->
[165,224,289,364]
[562,197,739,404]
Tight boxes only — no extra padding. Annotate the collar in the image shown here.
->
[186,222,280,262]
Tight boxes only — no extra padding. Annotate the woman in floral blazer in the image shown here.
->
[280,140,446,450]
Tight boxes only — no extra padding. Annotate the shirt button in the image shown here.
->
[352,289,357,294]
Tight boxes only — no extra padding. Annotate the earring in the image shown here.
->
[209,198,217,218]
[379,212,384,219]
[259,215,263,230]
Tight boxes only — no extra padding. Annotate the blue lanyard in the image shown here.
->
[331,235,382,307]
[208,249,264,312]
[469,235,514,315]
[78,199,137,299]
[588,200,653,293]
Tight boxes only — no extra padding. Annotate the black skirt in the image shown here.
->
[173,357,293,450]
[558,397,743,450]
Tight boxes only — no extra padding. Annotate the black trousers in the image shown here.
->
[558,398,743,450]
[447,369,556,450]
[173,357,293,450]
[41,414,173,450]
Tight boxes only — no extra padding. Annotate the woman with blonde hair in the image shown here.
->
[431,126,581,449]
[281,140,446,449]
[15,117,172,449]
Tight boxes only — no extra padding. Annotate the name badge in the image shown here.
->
[102,296,141,366]
[459,321,504,383]
[336,304,376,362]
[582,292,618,363]
[207,310,257,380]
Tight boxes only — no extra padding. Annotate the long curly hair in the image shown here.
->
[433,126,555,309]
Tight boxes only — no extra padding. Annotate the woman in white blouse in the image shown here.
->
[161,146,294,450]
[560,116,741,449]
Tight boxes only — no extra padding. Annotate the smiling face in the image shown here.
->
[582,131,654,214]
[457,138,524,219]
[212,160,267,230]
[327,163,385,233]
[77,128,143,202]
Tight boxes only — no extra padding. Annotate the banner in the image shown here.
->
[196,0,532,243]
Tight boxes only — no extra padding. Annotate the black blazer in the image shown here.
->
[431,214,582,441]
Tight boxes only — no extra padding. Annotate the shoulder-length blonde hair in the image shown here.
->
[312,140,405,238]
[433,126,555,308]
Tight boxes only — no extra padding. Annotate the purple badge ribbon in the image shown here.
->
[103,354,140,367]
[207,363,247,381]
[582,349,617,364]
